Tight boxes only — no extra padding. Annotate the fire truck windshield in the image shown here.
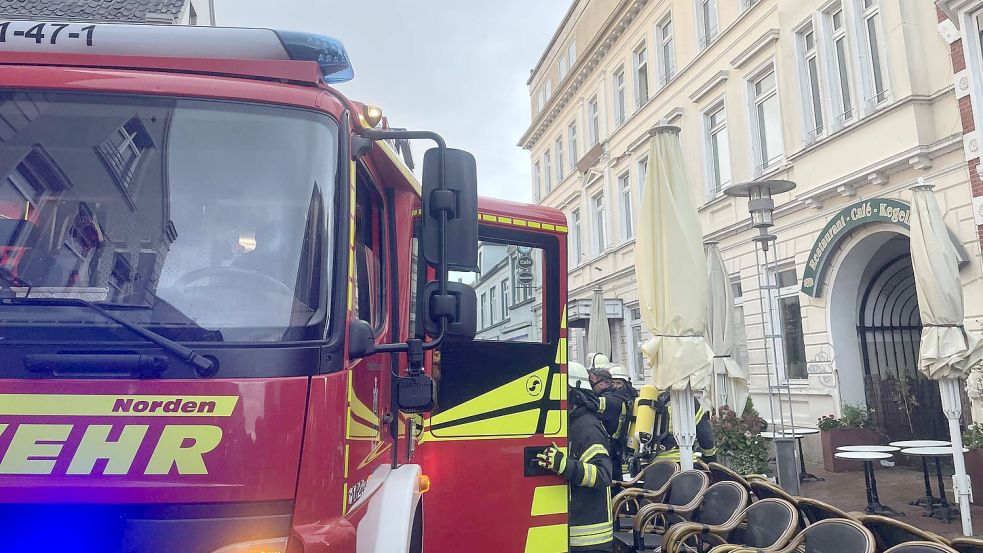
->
[0,91,337,342]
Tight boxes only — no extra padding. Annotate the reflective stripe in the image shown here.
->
[523,524,568,553]
[597,396,606,414]
[531,485,568,516]
[569,521,612,536]
[580,463,597,487]
[580,444,607,464]
[569,526,613,547]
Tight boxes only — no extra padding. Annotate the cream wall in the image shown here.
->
[523,0,983,458]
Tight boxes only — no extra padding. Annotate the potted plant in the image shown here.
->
[819,405,883,473]
[711,399,770,477]
[963,423,983,506]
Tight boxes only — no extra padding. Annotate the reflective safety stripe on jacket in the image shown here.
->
[565,407,615,552]
[656,403,716,458]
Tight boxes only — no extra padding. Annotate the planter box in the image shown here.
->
[821,428,884,472]
[965,449,983,507]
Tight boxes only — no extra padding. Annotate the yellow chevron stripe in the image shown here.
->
[531,485,568,516]
[428,366,550,428]
[524,524,568,553]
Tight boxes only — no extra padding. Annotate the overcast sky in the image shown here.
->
[213,0,570,201]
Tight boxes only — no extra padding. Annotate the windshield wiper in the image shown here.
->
[1,296,214,373]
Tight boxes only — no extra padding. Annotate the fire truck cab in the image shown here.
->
[0,21,569,553]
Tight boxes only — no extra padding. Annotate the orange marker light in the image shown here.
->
[418,474,431,494]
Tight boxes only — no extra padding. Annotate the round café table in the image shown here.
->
[834,451,903,516]
[900,446,968,523]
[761,428,824,482]
[837,445,901,453]
[890,440,951,509]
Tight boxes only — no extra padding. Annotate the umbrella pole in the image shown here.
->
[940,377,974,536]
[670,384,697,471]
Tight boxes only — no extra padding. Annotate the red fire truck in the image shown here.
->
[0,22,569,553]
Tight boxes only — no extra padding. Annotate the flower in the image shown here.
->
[744,431,752,439]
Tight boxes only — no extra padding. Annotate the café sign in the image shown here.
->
[800,198,911,297]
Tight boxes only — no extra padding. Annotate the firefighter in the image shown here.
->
[649,390,718,463]
[586,352,609,371]
[587,363,638,471]
[537,362,613,552]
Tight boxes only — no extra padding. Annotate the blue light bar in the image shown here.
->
[274,31,354,84]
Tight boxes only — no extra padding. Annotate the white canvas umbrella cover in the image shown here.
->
[587,286,612,361]
[705,241,749,413]
[909,181,983,536]
[636,124,713,469]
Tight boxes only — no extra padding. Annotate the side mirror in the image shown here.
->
[421,148,478,271]
[348,319,376,359]
[422,281,477,339]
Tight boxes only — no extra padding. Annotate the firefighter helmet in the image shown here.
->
[586,352,609,369]
[606,363,631,383]
[568,362,591,389]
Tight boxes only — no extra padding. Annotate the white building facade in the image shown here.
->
[522,0,983,452]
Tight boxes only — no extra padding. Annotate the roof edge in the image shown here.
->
[526,0,582,86]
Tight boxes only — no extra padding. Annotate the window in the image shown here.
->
[827,5,854,124]
[501,278,510,318]
[657,15,675,86]
[771,267,807,380]
[612,67,627,127]
[704,104,731,198]
[633,43,649,108]
[591,192,606,254]
[618,171,633,240]
[480,292,488,329]
[489,286,497,325]
[537,88,546,113]
[543,151,552,194]
[533,161,541,201]
[560,40,576,81]
[354,169,387,332]
[798,25,825,139]
[544,79,553,103]
[637,157,648,199]
[571,208,583,266]
[628,306,646,381]
[554,136,564,182]
[859,0,888,105]
[697,0,719,50]
[97,117,154,191]
[568,122,578,170]
[731,275,749,371]
[750,68,784,172]
[588,96,600,146]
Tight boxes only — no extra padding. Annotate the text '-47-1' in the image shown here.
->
[0,22,95,46]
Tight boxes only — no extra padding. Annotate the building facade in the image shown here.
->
[0,0,215,25]
[522,0,983,451]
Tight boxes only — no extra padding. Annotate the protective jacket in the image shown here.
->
[565,389,615,552]
[596,384,638,466]
[652,392,717,462]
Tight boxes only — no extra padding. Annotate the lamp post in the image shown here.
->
[724,179,801,493]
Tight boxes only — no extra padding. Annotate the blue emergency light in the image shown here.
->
[275,31,354,84]
[0,20,355,84]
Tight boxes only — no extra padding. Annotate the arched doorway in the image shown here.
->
[856,244,947,442]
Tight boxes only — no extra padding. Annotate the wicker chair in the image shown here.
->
[611,470,710,552]
[749,479,798,504]
[708,462,754,495]
[798,497,854,525]
[883,543,959,553]
[948,537,983,553]
[663,498,799,553]
[628,480,747,552]
[856,514,949,552]
[731,518,875,553]
[612,461,680,531]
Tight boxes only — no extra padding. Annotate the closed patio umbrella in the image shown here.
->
[587,286,612,362]
[909,180,983,536]
[636,123,713,470]
[705,241,749,414]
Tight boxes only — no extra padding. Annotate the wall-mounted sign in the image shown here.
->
[515,248,534,287]
[800,198,911,297]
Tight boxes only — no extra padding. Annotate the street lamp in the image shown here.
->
[724,179,801,493]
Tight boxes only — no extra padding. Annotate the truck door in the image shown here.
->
[418,221,568,553]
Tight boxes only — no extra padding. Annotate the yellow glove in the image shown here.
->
[536,443,566,474]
